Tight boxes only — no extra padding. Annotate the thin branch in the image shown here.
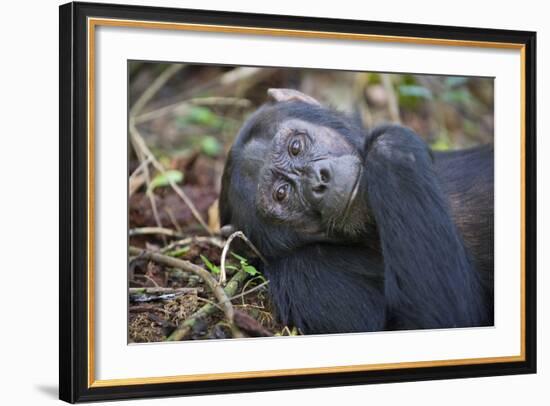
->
[129,226,186,239]
[146,192,164,242]
[229,280,269,302]
[164,207,182,233]
[219,231,268,284]
[129,287,200,294]
[160,236,225,254]
[129,306,169,314]
[143,273,160,288]
[129,154,152,181]
[129,155,152,197]
[195,295,224,311]
[129,287,201,303]
[129,172,146,197]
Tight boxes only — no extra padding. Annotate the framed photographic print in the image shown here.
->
[59,1,537,403]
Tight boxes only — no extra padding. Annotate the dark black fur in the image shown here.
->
[220,101,494,334]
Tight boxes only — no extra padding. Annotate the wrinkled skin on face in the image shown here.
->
[219,92,370,256]
[254,118,363,236]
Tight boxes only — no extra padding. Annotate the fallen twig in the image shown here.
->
[129,155,152,196]
[160,236,225,253]
[230,280,269,303]
[129,226,186,239]
[131,292,195,303]
[164,207,182,233]
[233,310,273,337]
[144,273,162,288]
[129,305,169,314]
[129,172,146,197]
[129,287,200,295]
[220,231,268,284]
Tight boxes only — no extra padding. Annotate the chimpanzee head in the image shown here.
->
[219,89,369,257]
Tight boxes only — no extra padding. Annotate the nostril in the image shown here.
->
[312,184,327,195]
[319,168,330,183]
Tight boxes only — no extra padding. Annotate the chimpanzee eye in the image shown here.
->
[289,138,302,156]
[274,184,289,202]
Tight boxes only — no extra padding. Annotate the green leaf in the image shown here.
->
[230,252,248,263]
[200,136,222,157]
[188,106,216,125]
[148,170,183,191]
[200,255,220,274]
[431,137,451,151]
[225,265,239,271]
[243,265,259,276]
[229,252,265,279]
[177,106,223,129]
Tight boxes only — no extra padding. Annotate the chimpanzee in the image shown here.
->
[219,88,494,334]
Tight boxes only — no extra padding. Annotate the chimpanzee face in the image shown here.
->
[219,89,371,254]
[250,117,363,238]
[227,110,369,248]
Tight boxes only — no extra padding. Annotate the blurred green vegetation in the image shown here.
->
[129,62,493,168]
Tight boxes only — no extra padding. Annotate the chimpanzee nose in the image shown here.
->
[310,161,332,196]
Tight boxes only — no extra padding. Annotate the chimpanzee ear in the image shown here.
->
[267,88,321,106]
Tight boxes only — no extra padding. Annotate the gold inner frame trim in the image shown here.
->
[87,17,527,388]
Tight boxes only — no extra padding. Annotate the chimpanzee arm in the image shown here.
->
[264,244,386,334]
[363,125,487,329]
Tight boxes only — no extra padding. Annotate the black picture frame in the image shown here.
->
[59,1,537,403]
